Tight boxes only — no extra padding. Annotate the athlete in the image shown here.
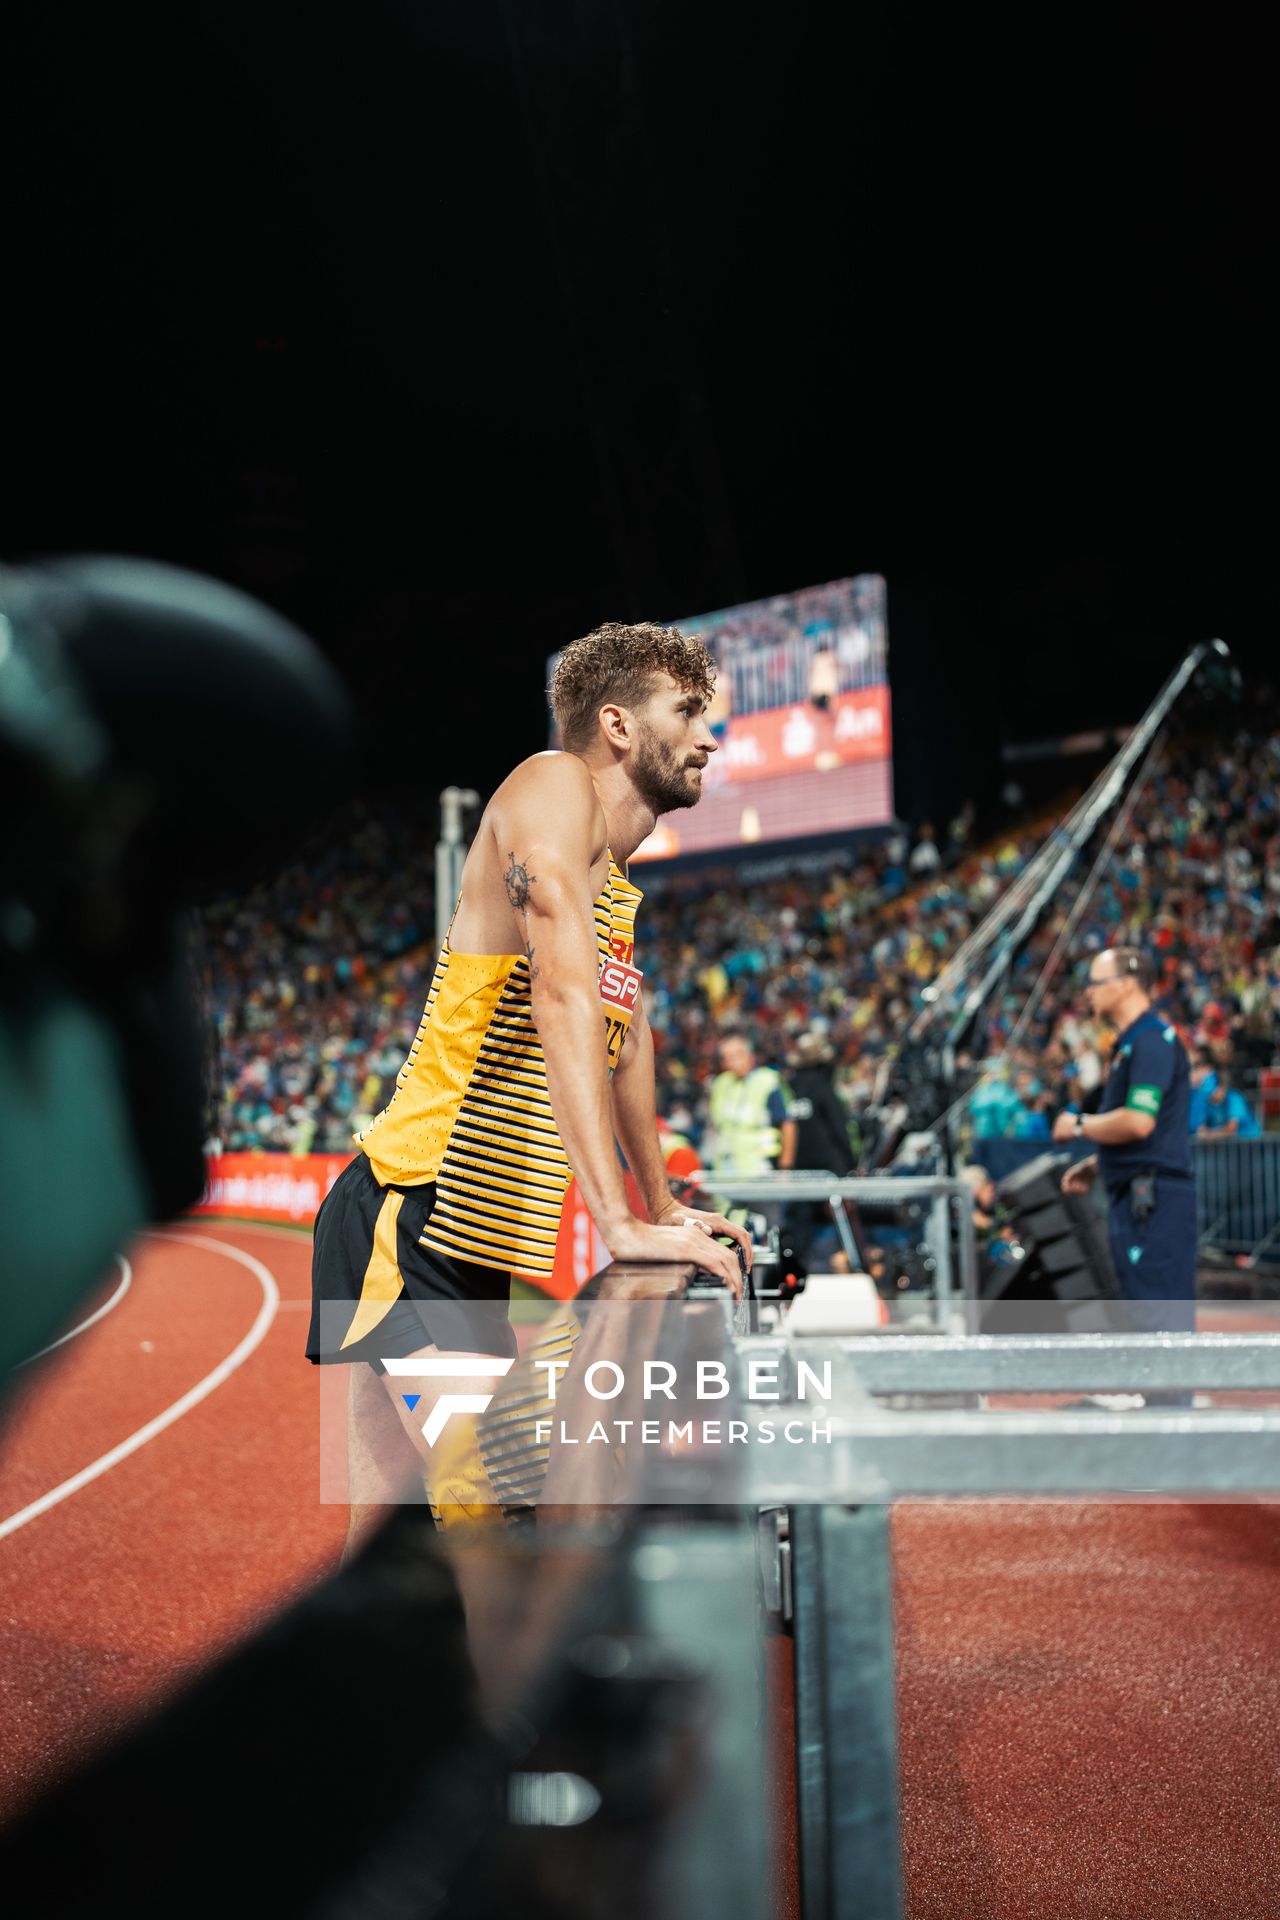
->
[305,621,750,1546]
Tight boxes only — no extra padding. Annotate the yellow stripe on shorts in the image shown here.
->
[339,1188,405,1349]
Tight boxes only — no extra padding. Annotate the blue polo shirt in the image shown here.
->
[1098,1008,1192,1195]
[1199,1087,1262,1139]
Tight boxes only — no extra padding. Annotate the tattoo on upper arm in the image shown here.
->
[505,853,540,973]
[504,853,535,915]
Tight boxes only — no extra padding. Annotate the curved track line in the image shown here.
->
[14,1254,134,1369]
[0,1232,279,1542]
[185,1217,315,1244]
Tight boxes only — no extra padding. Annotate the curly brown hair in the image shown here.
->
[548,621,716,752]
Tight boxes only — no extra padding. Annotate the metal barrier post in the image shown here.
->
[926,1190,952,1326]
[828,1195,861,1270]
[790,1505,904,1920]
[631,1523,772,1920]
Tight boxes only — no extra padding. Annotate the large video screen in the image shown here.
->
[548,574,892,861]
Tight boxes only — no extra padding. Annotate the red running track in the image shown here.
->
[0,1224,345,1825]
[894,1498,1280,1918]
[2,1222,1279,1916]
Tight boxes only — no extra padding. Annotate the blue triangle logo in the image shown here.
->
[1129,1246,1143,1264]
[402,1393,421,1412]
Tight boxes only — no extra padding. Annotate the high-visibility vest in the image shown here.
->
[708,1067,785,1174]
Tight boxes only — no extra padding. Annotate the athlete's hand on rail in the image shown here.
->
[604,1217,744,1296]
[1061,1155,1098,1196]
[650,1197,752,1275]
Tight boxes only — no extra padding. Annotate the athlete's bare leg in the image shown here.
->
[343,1341,514,1560]
[343,1361,423,1565]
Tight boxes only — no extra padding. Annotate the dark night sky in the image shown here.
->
[4,3,1274,831]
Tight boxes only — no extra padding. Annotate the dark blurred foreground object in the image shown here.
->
[0,555,353,1374]
[0,1506,737,1920]
[0,1509,501,1916]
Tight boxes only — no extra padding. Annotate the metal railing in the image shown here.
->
[698,1170,977,1328]
[1193,1136,1280,1264]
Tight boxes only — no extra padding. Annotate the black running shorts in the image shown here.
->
[305,1153,517,1368]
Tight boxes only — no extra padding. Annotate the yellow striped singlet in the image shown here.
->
[357,855,644,1276]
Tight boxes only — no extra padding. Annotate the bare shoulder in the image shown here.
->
[489,752,606,858]
[498,750,597,805]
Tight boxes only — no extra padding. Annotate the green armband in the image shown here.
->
[1127,1084,1163,1116]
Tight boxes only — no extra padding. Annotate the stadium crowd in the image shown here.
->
[201,799,439,1154]
[200,720,1280,1168]
[957,725,1280,1148]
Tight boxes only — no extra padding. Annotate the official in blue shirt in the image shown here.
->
[1053,946,1195,1406]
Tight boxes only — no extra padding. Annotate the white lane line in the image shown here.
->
[0,1231,279,1542]
[15,1254,134,1367]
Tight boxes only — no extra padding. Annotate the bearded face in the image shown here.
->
[630,716,706,814]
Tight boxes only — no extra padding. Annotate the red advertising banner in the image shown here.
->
[193,1152,354,1224]
[712,685,892,784]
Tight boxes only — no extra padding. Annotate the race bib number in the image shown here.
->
[600,957,643,1074]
